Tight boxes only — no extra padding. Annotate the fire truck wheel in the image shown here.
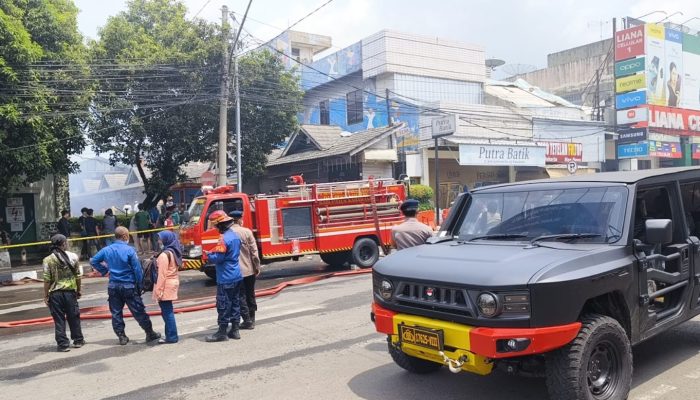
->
[320,251,351,267]
[352,238,379,268]
[204,268,217,282]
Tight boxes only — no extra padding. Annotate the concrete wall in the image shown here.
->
[362,30,486,83]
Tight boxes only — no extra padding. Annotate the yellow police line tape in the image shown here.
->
[0,226,181,250]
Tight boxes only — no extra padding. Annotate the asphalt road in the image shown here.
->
[1,267,700,399]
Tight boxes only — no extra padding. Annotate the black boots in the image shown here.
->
[117,333,129,346]
[227,323,241,340]
[145,329,162,343]
[206,324,229,342]
[240,311,255,330]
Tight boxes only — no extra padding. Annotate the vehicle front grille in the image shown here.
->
[394,281,476,317]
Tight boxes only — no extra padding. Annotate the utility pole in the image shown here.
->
[594,69,601,121]
[216,5,230,187]
[234,49,242,191]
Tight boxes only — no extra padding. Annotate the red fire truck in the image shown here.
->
[178,179,407,279]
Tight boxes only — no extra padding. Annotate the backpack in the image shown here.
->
[141,251,172,293]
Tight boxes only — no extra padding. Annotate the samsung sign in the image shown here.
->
[617,127,648,144]
[615,57,645,77]
[616,90,647,109]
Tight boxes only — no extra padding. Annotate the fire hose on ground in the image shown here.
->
[0,268,373,329]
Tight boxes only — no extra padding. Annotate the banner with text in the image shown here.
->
[458,144,546,167]
[647,104,700,133]
[539,142,583,164]
[683,33,700,111]
[616,25,645,61]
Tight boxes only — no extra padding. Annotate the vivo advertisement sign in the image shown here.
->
[616,90,647,109]
[617,142,649,158]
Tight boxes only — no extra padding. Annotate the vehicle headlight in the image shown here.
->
[379,280,393,300]
[189,245,202,258]
[477,292,500,317]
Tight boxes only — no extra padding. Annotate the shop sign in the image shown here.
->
[692,144,700,159]
[615,57,645,77]
[616,74,646,93]
[458,144,546,167]
[539,142,583,163]
[617,142,649,158]
[615,25,645,60]
[616,90,647,109]
[617,107,649,124]
[648,105,700,133]
[616,127,648,143]
[649,140,682,158]
[5,207,25,223]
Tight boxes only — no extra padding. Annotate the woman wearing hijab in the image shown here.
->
[154,230,182,343]
[43,234,85,352]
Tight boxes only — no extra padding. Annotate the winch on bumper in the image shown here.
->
[372,302,581,375]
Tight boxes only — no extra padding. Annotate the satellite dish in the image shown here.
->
[485,58,506,70]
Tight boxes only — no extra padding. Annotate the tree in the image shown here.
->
[88,0,302,204]
[0,0,89,196]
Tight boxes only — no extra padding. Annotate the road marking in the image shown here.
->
[634,384,677,400]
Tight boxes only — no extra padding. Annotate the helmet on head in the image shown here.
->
[208,210,232,225]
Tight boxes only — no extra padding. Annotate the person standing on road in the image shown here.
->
[90,226,161,345]
[43,234,85,352]
[205,211,243,342]
[391,199,434,251]
[78,207,89,259]
[0,216,11,246]
[153,230,182,344]
[229,210,260,330]
[84,209,101,256]
[134,204,151,253]
[149,205,161,252]
[102,209,118,247]
[57,210,71,238]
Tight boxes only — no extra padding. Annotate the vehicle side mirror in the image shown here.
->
[645,219,672,245]
[183,211,190,223]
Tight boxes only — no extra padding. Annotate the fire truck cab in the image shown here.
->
[179,179,407,279]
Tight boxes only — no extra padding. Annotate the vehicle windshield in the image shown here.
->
[456,186,628,244]
[186,198,206,226]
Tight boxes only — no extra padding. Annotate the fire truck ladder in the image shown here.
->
[286,179,399,201]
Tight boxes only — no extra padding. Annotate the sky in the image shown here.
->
[73,0,700,74]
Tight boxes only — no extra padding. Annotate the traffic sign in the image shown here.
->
[200,171,216,186]
[567,161,578,175]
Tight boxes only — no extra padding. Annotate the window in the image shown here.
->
[346,90,363,125]
[291,47,300,62]
[319,100,330,125]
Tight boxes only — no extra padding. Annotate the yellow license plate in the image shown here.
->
[399,324,444,351]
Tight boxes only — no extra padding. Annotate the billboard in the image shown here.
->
[647,104,700,133]
[683,33,700,111]
[458,144,546,167]
[617,142,649,158]
[649,140,682,158]
[616,90,647,109]
[615,25,645,61]
[646,24,666,105]
[692,144,700,159]
[540,142,583,163]
[617,107,648,124]
[665,28,683,108]
[617,127,648,143]
[616,74,646,93]
[615,57,645,77]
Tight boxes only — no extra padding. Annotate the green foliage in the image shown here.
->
[0,0,89,195]
[88,0,302,204]
[409,184,434,209]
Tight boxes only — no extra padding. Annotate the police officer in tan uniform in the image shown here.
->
[392,199,434,250]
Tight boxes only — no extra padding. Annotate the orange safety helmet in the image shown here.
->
[208,210,232,225]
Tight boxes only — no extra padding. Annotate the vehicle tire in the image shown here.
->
[320,251,351,267]
[545,314,632,400]
[388,340,442,374]
[204,267,217,282]
[351,238,379,268]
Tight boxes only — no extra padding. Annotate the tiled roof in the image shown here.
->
[182,162,213,180]
[82,179,102,193]
[101,174,128,189]
[300,125,343,150]
[267,125,399,167]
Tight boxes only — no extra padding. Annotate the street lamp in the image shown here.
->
[657,11,684,23]
[636,11,666,20]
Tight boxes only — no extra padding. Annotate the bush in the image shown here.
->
[409,184,434,209]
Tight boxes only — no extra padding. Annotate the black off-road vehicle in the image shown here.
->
[371,167,700,400]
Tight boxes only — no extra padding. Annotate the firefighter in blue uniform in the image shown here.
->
[205,210,243,342]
